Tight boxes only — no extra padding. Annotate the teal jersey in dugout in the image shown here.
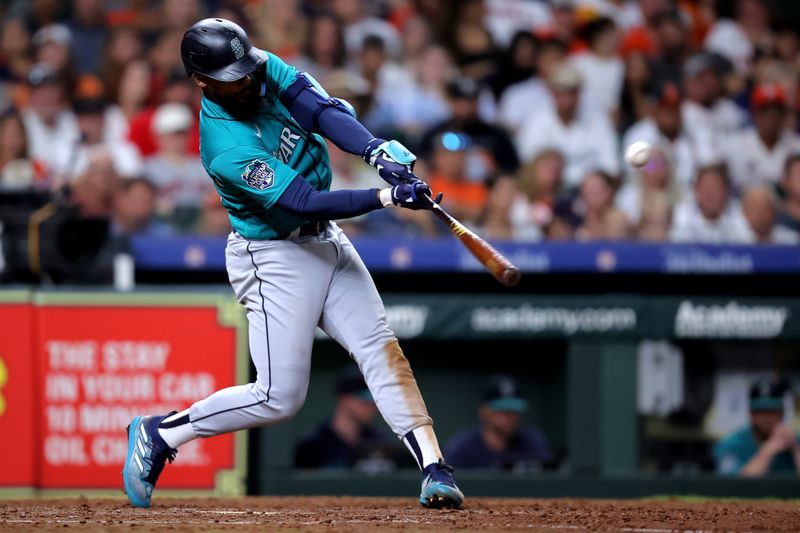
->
[199,51,333,240]
[714,426,800,475]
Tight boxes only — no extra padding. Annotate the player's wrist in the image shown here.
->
[378,187,393,208]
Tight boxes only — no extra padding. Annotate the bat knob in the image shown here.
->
[502,268,521,287]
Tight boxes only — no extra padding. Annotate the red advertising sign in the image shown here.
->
[36,301,242,490]
[0,299,36,487]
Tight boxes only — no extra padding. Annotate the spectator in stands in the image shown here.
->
[704,0,771,74]
[670,164,752,243]
[143,103,208,232]
[66,0,108,74]
[0,109,42,190]
[32,24,77,94]
[99,26,145,109]
[498,38,568,135]
[426,132,487,224]
[111,177,170,238]
[489,30,537,100]
[554,169,618,238]
[777,154,800,235]
[445,375,553,471]
[333,0,401,59]
[623,83,715,188]
[449,0,497,81]
[571,17,624,123]
[293,14,346,83]
[724,84,800,191]
[27,149,119,284]
[20,64,79,182]
[58,97,142,180]
[714,380,800,476]
[479,174,518,240]
[509,149,565,242]
[618,50,655,135]
[515,62,619,188]
[741,186,799,245]
[681,52,747,142]
[0,18,34,96]
[602,208,635,240]
[196,191,231,236]
[636,192,673,241]
[578,0,643,31]
[649,9,691,90]
[421,76,518,176]
[294,367,406,472]
[115,60,152,125]
[616,149,680,225]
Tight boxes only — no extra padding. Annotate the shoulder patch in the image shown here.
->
[241,159,274,190]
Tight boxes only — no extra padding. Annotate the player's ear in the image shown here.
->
[192,74,207,88]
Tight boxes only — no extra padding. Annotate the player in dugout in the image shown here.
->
[121,18,463,510]
[714,380,800,476]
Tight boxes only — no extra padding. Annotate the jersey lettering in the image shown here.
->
[276,127,301,163]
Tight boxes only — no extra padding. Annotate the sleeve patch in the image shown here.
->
[241,159,275,190]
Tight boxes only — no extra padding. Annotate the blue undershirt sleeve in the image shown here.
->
[276,175,383,220]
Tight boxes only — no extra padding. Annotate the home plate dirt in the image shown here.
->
[1,496,798,532]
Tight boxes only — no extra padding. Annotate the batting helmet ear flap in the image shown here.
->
[181,18,268,82]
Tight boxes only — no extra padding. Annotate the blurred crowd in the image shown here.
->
[3,0,800,282]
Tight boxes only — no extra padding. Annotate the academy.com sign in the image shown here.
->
[674,300,789,338]
[470,305,637,335]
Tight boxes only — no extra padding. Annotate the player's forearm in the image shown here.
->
[740,445,777,477]
[276,175,382,220]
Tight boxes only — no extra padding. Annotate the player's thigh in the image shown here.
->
[319,226,393,354]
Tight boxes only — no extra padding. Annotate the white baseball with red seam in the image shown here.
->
[624,141,653,168]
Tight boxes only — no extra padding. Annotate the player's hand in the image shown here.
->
[379,181,437,210]
[765,423,795,453]
[363,138,419,186]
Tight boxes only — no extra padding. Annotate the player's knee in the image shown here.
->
[251,384,307,424]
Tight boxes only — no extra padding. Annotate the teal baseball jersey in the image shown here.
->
[199,52,332,240]
[714,426,800,475]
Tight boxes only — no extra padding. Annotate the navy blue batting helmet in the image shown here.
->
[180,18,267,82]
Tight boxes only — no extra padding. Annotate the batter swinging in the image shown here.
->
[122,18,464,510]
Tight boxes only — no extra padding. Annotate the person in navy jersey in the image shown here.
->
[444,375,553,471]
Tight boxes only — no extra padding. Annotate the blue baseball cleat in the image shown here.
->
[122,414,177,508]
[419,460,465,509]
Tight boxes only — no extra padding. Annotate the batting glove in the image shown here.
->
[363,138,420,186]
[379,182,443,210]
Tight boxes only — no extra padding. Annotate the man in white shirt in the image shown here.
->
[515,62,619,188]
[723,83,800,191]
[20,64,80,181]
[570,16,624,121]
[670,164,752,243]
[741,186,799,245]
[623,83,717,189]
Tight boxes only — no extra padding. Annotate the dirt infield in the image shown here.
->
[1,496,798,532]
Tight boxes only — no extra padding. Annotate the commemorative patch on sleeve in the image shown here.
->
[241,159,275,190]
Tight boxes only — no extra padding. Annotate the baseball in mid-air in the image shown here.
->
[624,141,653,168]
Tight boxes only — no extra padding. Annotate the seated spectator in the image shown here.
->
[32,24,77,93]
[777,154,800,234]
[66,0,109,74]
[555,170,618,238]
[723,84,800,191]
[616,149,680,225]
[142,103,209,232]
[421,76,519,176]
[741,186,799,245]
[670,164,752,243]
[623,83,716,189]
[292,14,346,84]
[515,62,619,189]
[444,375,553,471]
[570,17,623,122]
[294,368,406,472]
[426,132,488,224]
[714,380,800,477]
[601,208,635,240]
[509,149,566,241]
[333,0,401,59]
[636,192,673,241]
[479,174,518,240]
[27,149,119,284]
[111,177,171,238]
[55,97,142,180]
[0,108,44,190]
[20,64,79,181]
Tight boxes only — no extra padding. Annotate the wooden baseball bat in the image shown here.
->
[421,194,521,287]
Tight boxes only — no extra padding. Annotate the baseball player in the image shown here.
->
[122,18,463,510]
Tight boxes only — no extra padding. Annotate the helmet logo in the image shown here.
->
[231,37,245,59]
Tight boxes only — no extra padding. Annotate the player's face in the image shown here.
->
[751,409,782,441]
[480,406,521,439]
[194,73,260,117]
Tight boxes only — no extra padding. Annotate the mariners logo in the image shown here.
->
[231,37,245,60]
[242,160,274,190]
